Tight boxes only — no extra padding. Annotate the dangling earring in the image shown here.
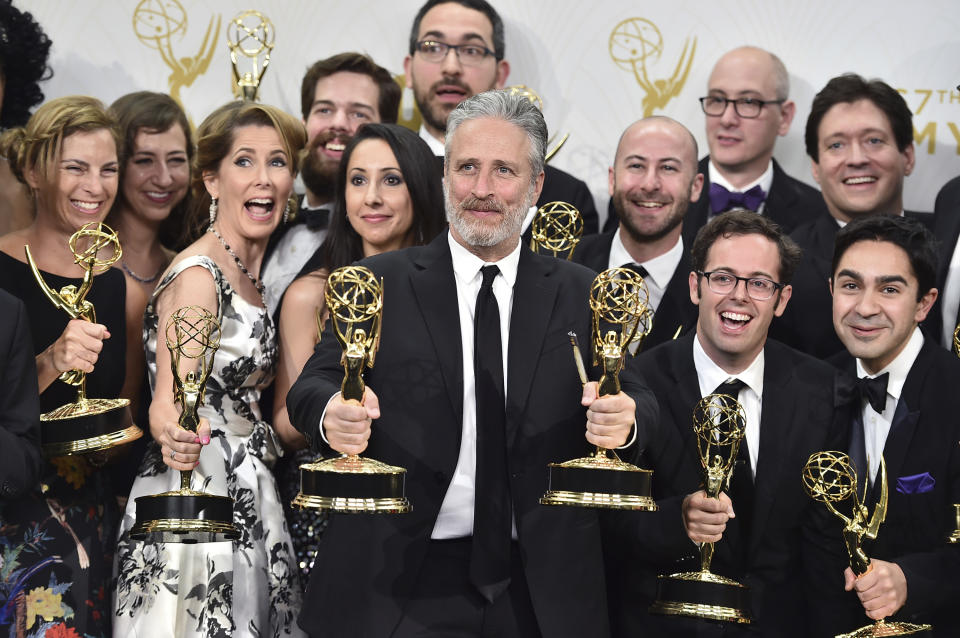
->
[282,201,290,225]
[208,197,218,227]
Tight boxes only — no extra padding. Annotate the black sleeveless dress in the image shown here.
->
[0,250,128,637]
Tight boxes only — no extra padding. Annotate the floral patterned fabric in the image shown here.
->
[113,256,304,638]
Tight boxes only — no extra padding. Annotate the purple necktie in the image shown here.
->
[709,183,766,214]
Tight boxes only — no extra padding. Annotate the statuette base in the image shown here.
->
[294,455,411,513]
[650,570,751,624]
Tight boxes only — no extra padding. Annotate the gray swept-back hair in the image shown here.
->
[444,89,547,184]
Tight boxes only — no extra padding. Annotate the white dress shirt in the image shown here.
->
[607,231,684,314]
[692,335,765,477]
[708,159,774,215]
[855,327,924,485]
[261,214,329,316]
[431,233,521,539]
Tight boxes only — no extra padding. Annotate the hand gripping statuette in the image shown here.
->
[293,265,411,514]
[130,306,240,542]
[802,451,931,637]
[529,201,583,260]
[25,221,142,456]
[540,267,656,510]
[227,9,274,102]
[650,393,752,623]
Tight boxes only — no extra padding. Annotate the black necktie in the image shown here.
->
[299,206,331,230]
[623,262,649,280]
[856,373,889,414]
[469,265,511,602]
[712,378,754,544]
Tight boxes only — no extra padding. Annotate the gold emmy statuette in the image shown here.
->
[540,267,657,510]
[132,0,220,108]
[129,306,240,543]
[609,18,696,117]
[25,222,141,457]
[293,266,411,514]
[504,84,569,162]
[949,504,960,544]
[227,10,274,102]
[529,201,583,260]
[802,451,932,637]
[650,393,751,623]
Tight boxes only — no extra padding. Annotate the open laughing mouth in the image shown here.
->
[245,197,275,221]
[720,310,752,332]
[71,199,103,214]
[842,176,877,186]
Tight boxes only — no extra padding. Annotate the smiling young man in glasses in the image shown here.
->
[403,0,600,234]
[668,47,827,246]
[606,210,849,636]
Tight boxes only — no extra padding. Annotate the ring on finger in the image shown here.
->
[170,449,177,461]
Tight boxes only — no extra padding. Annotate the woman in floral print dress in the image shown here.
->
[113,101,306,638]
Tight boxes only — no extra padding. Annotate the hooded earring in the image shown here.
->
[208,197,218,227]
[282,201,290,225]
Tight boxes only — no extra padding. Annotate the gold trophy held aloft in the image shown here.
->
[529,201,583,260]
[802,451,931,637]
[25,221,142,457]
[293,265,411,514]
[650,393,752,623]
[129,306,240,542]
[540,267,656,510]
[227,10,274,101]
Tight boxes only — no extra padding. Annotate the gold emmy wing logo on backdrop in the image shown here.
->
[132,0,221,107]
[610,18,696,117]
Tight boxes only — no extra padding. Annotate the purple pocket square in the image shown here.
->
[896,472,935,495]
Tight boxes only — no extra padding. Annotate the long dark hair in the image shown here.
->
[107,91,194,250]
[316,123,444,272]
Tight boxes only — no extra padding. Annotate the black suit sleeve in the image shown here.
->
[0,294,42,498]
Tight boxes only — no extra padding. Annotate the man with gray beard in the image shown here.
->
[575,116,703,350]
[287,89,657,638]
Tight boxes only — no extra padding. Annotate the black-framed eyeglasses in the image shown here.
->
[697,270,784,301]
[415,40,495,66]
[699,96,785,119]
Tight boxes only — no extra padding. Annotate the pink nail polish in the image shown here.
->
[194,437,201,443]
[201,436,210,445]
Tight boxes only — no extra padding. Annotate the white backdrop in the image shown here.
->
[24,0,960,220]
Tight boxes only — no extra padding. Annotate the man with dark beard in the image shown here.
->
[574,117,703,350]
[287,89,657,637]
[261,52,400,314]
[403,0,600,235]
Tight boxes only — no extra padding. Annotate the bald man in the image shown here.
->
[653,46,828,242]
[575,116,702,349]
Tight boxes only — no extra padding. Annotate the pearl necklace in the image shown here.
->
[208,226,265,300]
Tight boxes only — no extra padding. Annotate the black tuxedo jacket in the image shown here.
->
[772,211,934,360]
[572,230,696,349]
[604,157,827,238]
[0,290,41,498]
[830,341,960,636]
[287,232,658,637]
[925,175,960,345]
[605,334,848,637]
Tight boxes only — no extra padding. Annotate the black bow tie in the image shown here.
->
[299,206,331,230]
[841,372,889,414]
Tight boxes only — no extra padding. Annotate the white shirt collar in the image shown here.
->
[855,326,924,401]
[419,125,446,157]
[693,332,765,399]
[708,158,774,197]
[447,230,521,288]
[835,210,906,229]
[608,230,684,291]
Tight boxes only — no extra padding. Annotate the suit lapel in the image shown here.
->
[409,234,464,426]
[645,250,694,348]
[661,334,703,482]
[764,160,797,214]
[749,345,792,556]
[506,248,559,446]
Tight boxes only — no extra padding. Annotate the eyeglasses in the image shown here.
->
[697,270,784,301]
[699,96,785,119]
[415,40,495,66]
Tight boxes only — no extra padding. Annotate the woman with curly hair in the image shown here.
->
[0,0,53,236]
